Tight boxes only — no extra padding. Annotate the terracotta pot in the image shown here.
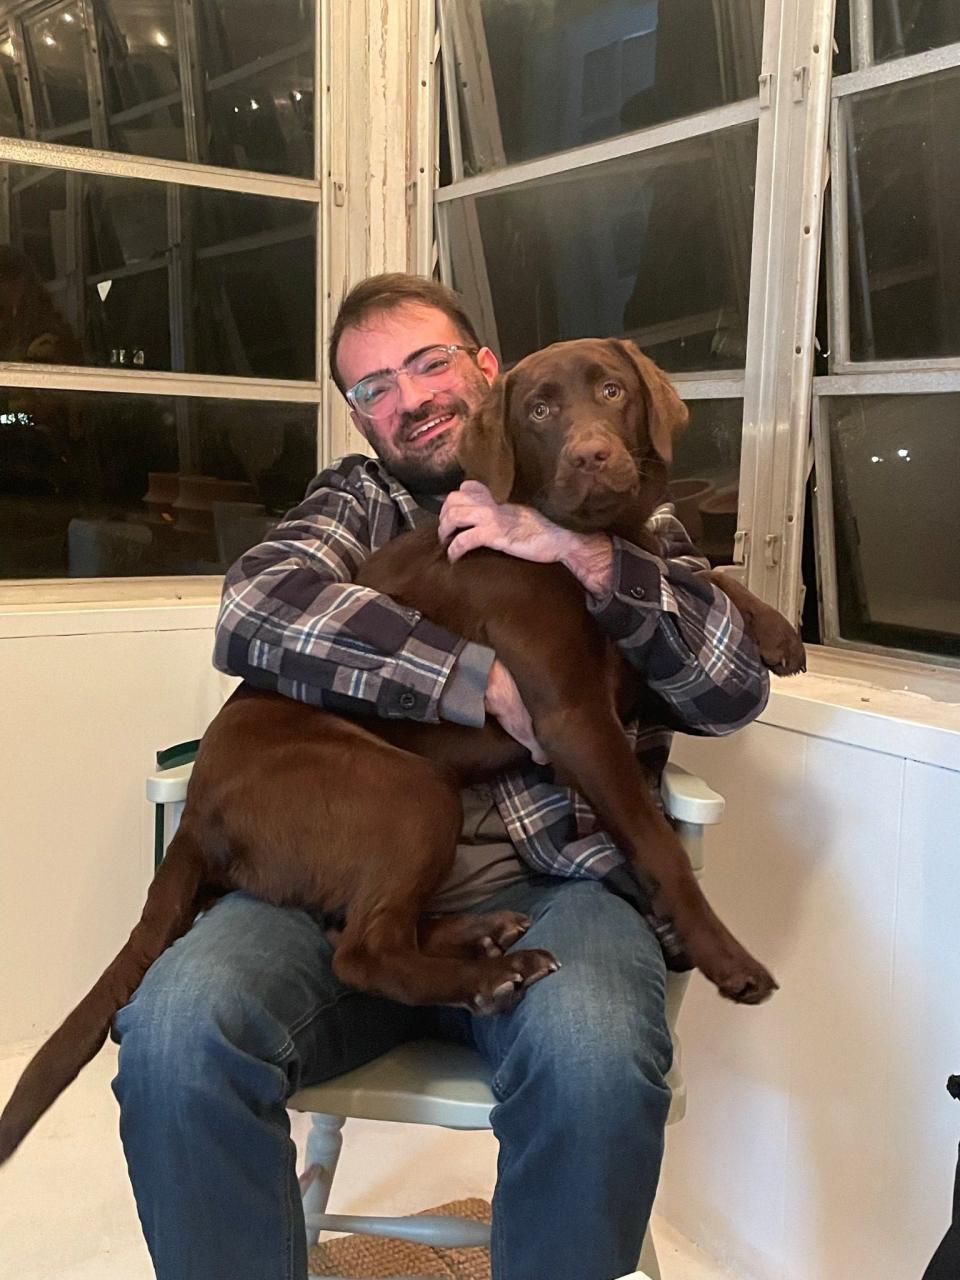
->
[666,477,714,542]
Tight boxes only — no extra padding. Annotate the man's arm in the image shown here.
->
[439,483,769,737]
[214,466,494,727]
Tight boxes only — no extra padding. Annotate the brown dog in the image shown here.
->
[0,338,804,1165]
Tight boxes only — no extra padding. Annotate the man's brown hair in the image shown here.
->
[328,272,481,394]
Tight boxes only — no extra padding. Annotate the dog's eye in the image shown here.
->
[530,401,550,421]
[601,381,623,400]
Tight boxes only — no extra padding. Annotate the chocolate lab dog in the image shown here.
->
[0,339,804,1164]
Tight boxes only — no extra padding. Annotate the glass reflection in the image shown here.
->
[2,164,317,380]
[846,68,960,361]
[450,0,764,175]
[0,0,314,176]
[825,393,960,658]
[24,2,89,138]
[0,386,317,579]
[448,123,756,373]
[872,0,960,64]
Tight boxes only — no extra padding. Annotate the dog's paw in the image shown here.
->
[716,962,779,1005]
[470,948,560,1015]
[419,910,532,959]
[752,609,807,677]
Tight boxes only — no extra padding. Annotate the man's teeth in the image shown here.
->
[409,413,453,441]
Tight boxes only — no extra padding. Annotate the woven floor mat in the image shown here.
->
[308,1197,492,1279]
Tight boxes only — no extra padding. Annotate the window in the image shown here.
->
[0,0,321,586]
[815,7,960,663]
[439,0,764,567]
[438,0,959,668]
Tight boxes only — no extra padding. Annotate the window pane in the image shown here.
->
[846,67,960,361]
[199,0,314,177]
[823,394,960,659]
[872,0,960,64]
[0,386,317,580]
[446,123,756,372]
[3,1,314,176]
[669,397,743,564]
[205,52,314,178]
[451,0,763,175]
[101,0,187,160]
[24,2,89,137]
[0,28,26,138]
[3,164,317,379]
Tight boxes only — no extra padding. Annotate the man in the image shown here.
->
[112,273,770,1280]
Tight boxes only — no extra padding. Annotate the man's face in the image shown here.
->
[336,303,499,493]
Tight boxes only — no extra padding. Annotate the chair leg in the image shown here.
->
[638,1222,661,1280]
[300,1113,346,1248]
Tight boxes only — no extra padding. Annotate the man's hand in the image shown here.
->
[484,658,548,764]
[439,481,614,596]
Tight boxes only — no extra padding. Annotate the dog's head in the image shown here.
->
[457,338,688,535]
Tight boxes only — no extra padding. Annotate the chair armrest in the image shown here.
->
[661,762,724,826]
[146,761,193,805]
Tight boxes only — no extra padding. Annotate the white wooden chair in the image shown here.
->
[147,750,723,1280]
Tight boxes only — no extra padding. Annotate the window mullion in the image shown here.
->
[738,0,836,621]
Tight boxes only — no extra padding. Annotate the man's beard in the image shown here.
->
[375,394,473,495]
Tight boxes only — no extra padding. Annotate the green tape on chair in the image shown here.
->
[156,740,200,770]
[154,740,200,868]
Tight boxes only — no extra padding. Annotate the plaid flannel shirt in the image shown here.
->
[214,454,769,941]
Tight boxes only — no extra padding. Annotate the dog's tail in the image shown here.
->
[0,824,208,1165]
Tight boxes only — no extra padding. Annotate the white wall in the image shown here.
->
[661,684,960,1280]
[1,603,230,1047]
[2,614,959,1280]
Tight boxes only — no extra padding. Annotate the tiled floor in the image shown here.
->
[0,1042,738,1280]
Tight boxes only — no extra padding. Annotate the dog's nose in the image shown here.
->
[566,434,612,471]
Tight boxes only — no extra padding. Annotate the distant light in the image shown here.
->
[870,455,883,463]
[292,90,302,101]
[62,11,75,22]
[234,105,240,114]
[153,30,169,47]
[42,32,56,47]
[897,448,909,457]
[249,97,259,110]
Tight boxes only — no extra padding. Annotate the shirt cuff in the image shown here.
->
[438,641,496,727]
[587,536,665,640]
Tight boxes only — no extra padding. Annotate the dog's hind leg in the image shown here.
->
[326,770,557,1013]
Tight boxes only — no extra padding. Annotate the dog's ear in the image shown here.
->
[456,373,516,502]
[608,338,688,463]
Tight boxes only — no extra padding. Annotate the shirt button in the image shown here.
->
[629,585,646,600]
[399,692,417,710]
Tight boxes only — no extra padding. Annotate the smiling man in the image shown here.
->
[111,273,769,1280]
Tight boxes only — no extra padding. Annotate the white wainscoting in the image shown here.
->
[661,686,960,1280]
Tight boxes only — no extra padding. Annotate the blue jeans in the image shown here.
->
[112,876,672,1280]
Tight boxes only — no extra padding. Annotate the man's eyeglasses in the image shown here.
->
[345,343,479,421]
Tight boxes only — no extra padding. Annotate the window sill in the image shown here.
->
[0,580,222,639]
[762,646,960,772]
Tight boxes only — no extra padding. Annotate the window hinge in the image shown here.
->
[758,72,773,108]
[333,180,345,207]
[764,533,781,568]
[792,65,808,102]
